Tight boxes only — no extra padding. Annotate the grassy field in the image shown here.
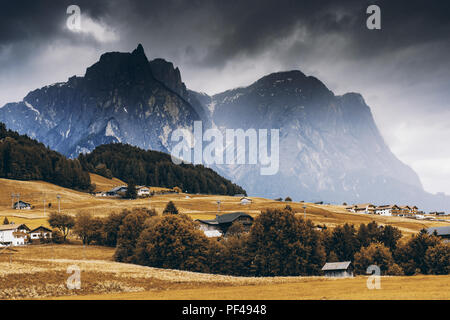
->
[0,177,449,300]
[0,176,447,237]
[0,245,447,300]
[64,275,450,300]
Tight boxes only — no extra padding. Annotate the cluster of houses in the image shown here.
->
[0,223,52,247]
[346,203,420,217]
[94,185,152,198]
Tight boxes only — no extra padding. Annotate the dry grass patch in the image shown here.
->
[61,275,450,300]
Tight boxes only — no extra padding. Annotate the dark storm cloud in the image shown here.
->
[0,0,107,44]
[0,0,449,194]
[1,0,449,69]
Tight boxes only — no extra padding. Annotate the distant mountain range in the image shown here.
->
[1,44,449,211]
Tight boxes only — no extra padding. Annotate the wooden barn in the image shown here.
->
[322,261,353,278]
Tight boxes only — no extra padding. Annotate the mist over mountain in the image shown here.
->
[1,45,448,211]
[196,71,441,208]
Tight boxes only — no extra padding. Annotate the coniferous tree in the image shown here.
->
[124,180,138,199]
[78,143,246,195]
[163,201,179,215]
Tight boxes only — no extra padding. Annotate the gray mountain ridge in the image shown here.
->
[0,44,449,212]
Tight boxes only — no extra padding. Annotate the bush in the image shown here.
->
[386,263,404,276]
[284,197,292,202]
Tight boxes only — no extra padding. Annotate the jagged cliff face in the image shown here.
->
[1,45,447,210]
[0,44,200,157]
[200,71,424,204]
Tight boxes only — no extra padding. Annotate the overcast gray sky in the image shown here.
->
[0,0,449,194]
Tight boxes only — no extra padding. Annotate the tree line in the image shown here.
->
[0,122,92,191]
[78,143,246,196]
[47,206,449,276]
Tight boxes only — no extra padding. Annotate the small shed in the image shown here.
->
[322,261,353,278]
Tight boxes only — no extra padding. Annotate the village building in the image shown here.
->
[398,206,417,216]
[197,212,254,237]
[322,261,353,278]
[427,226,450,243]
[29,226,52,240]
[0,224,30,247]
[346,203,376,214]
[106,185,128,197]
[13,201,32,210]
[240,197,252,205]
[137,187,150,197]
[374,205,400,216]
[429,211,447,215]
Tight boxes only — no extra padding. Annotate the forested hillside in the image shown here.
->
[78,143,246,196]
[0,122,91,190]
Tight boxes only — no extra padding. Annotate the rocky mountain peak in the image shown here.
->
[132,43,146,57]
[149,58,187,98]
[84,44,153,88]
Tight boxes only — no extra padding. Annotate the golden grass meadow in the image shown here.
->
[0,174,449,300]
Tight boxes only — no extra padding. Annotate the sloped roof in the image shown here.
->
[14,201,31,206]
[30,226,52,233]
[322,261,352,271]
[217,212,253,224]
[108,185,127,193]
[355,203,375,208]
[376,204,399,210]
[427,226,450,236]
[0,224,30,231]
[197,212,253,225]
